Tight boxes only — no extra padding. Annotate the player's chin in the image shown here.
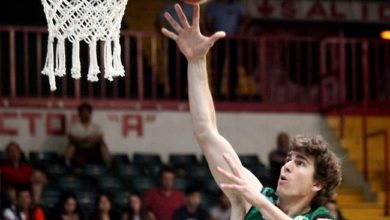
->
[275,183,288,195]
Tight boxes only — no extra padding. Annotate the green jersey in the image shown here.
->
[244,187,334,220]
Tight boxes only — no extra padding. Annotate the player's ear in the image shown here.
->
[312,180,324,192]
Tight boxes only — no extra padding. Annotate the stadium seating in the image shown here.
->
[111,153,131,166]
[238,154,263,167]
[98,176,125,192]
[326,116,390,220]
[29,151,61,166]
[83,164,108,179]
[130,177,157,195]
[133,153,162,165]
[37,152,269,217]
[57,176,87,191]
[169,153,199,168]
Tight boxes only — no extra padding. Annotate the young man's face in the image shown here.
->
[79,108,92,123]
[98,195,112,212]
[7,144,21,163]
[17,191,32,210]
[276,151,322,200]
[187,192,201,208]
[64,197,77,214]
[161,171,175,190]
[129,195,141,212]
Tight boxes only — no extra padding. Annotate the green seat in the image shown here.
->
[112,153,130,165]
[201,193,217,207]
[174,177,189,191]
[143,164,162,177]
[83,164,108,179]
[169,154,198,168]
[188,165,212,179]
[113,191,131,209]
[131,177,156,195]
[203,178,219,195]
[116,164,142,179]
[57,176,85,191]
[46,164,68,178]
[29,151,60,165]
[133,153,162,165]
[248,165,271,187]
[239,154,262,167]
[76,191,97,210]
[41,188,61,209]
[98,177,124,192]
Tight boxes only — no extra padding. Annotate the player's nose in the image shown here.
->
[282,160,293,173]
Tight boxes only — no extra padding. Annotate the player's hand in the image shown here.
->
[161,3,225,62]
[217,153,261,206]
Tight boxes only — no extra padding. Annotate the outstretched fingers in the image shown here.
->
[161,28,178,41]
[209,31,226,45]
[192,4,200,28]
[164,12,183,34]
[217,166,243,184]
[220,183,243,191]
[174,3,190,29]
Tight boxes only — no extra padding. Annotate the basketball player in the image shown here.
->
[161,3,342,220]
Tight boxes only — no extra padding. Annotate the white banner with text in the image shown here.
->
[246,0,390,23]
[0,109,326,163]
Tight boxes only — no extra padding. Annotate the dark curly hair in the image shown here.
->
[289,135,342,208]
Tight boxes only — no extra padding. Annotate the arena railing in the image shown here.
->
[1,24,390,215]
[0,25,389,112]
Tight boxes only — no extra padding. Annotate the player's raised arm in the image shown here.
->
[161,3,262,217]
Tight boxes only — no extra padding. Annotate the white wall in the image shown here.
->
[0,109,326,165]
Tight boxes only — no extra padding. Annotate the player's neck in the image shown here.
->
[278,195,312,217]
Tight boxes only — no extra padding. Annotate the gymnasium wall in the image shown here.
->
[0,109,326,165]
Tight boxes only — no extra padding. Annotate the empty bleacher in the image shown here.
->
[326,116,390,219]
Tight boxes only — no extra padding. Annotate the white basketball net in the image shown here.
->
[41,0,128,91]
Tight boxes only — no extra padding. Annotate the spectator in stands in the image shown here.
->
[204,0,247,100]
[2,187,45,220]
[268,67,304,103]
[91,192,121,220]
[50,192,84,220]
[143,166,185,220]
[172,186,209,220]
[0,142,47,205]
[268,132,290,189]
[121,193,155,220]
[64,102,111,166]
[209,191,231,220]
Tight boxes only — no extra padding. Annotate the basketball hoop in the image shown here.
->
[41,0,128,91]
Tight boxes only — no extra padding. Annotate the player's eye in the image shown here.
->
[296,160,306,167]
